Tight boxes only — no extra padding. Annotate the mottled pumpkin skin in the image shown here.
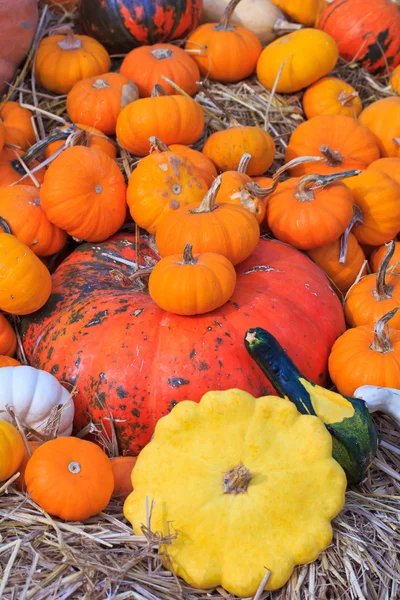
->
[78,0,203,54]
[22,234,345,455]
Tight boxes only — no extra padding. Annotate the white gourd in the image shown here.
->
[0,366,74,435]
[354,385,400,427]
[201,0,300,46]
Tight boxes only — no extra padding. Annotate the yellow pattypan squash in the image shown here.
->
[0,420,25,482]
[124,389,346,596]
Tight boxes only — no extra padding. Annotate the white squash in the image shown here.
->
[0,366,74,435]
[200,0,301,46]
[354,385,400,427]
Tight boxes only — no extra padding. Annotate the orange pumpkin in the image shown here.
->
[266,172,354,250]
[0,147,45,186]
[0,218,52,315]
[40,146,126,242]
[15,441,41,492]
[35,30,111,94]
[111,456,137,499]
[66,72,139,135]
[390,65,400,94]
[25,437,114,521]
[169,144,217,187]
[203,125,275,176]
[269,0,324,26]
[127,140,208,234]
[185,0,262,83]
[344,242,400,328]
[344,170,400,246]
[285,114,380,176]
[121,43,200,97]
[0,120,4,153]
[359,97,400,158]
[367,158,400,185]
[116,88,204,156]
[45,123,116,160]
[329,308,400,397]
[370,242,400,275]
[0,314,17,357]
[156,176,260,265]
[149,244,237,315]
[0,186,67,256]
[0,356,21,367]
[0,102,36,150]
[302,77,362,119]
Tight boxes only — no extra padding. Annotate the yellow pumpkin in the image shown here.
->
[0,421,25,482]
[124,389,346,596]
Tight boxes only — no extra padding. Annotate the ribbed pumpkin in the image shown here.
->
[344,170,400,246]
[45,123,116,160]
[367,158,400,185]
[285,115,380,176]
[66,72,139,135]
[40,146,126,242]
[116,88,204,156]
[127,141,208,234]
[0,314,17,357]
[169,144,217,187]
[345,242,400,328]
[267,173,355,250]
[35,30,111,94]
[0,102,36,150]
[121,43,200,97]
[0,186,67,256]
[359,97,400,158]
[370,242,400,275]
[302,77,362,119]
[329,308,400,397]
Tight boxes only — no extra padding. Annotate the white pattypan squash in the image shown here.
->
[0,366,74,435]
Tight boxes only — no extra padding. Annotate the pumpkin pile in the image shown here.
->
[1,0,400,596]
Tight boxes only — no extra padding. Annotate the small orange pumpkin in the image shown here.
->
[121,43,200,97]
[302,77,362,119]
[344,242,400,328]
[111,456,137,499]
[367,158,400,185]
[185,0,262,83]
[0,356,21,367]
[0,314,17,357]
[0,102,36,150]
[285,114,380,176]
[25,437,114,521]
[359,97,400,158]
[370,242,400,275]
[149,244,237,315]
[0,147,45,186]
[45,123,116,160]
[66,72,139,135]
[127,139,208,234]
[0,186,67,256]
[35,29,111,94]
[116,86,204,156]
[329,307,400,397]
[40,146,126,242]
[169,144,217,187]
[266,172,355,250]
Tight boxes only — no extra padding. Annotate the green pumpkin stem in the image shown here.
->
[375,241,395,300]
[370,307,399,353]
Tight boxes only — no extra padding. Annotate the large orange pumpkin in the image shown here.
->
[22,231,345,455]
[285,114,380,176]
[40,146,126,242]
[367,158,400,185]
[0,102,36,150]
[0,314,17,357]
[359,97,400,158]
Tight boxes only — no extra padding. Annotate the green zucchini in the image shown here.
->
[244,327,378,484]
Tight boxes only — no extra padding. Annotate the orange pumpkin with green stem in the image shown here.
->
[0,102,36,150]
[185,0,262,83]
[302,77,362,119]
[0,314,17,357]
[359,97,400,158]
[344,242,400,329]
[329,307,400,397]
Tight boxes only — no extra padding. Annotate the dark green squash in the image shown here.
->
[244,327,379,484]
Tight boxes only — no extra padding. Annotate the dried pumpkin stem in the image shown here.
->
[338,90,359,107]
[339,204,363,265]
[92,79,110,90]
[151,84,167,97]
[320,145,343,167]
[182,244,198,265]
[375,241,396,300]
[148,137,170,153]
[190,176,222,214]
[11,125,76,176]
[237,153,251,174]
[151,48,173,60]
[57,28,82,50]
[295,170,361,203]
[223,463,252,494]
[370,307,399,353]
[0,217,12,235]
[218,0,242,30]
[273,18,303,33]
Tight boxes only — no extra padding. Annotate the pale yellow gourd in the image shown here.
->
[124,388,346,595]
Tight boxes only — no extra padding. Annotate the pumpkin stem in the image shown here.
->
[57,29,82,50]
[0,217,12,235]
[68,461,82,474]
[295,170,361,203]
[182,244,198,264]
[92,78,110,90]
[273,18,303,33]
[375,241,395,301]
[237,153,251,174]
[320,145,343,167]
[11,125,76,176]
[190,176,222,214]
[151,84,167,97]
[338,90,359,107]
[370,307,399,353]
[223,463,252,494]
[339,204,363,264]
[151,48,174,60]
[217,0,242,30]
[149,137,170,153]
